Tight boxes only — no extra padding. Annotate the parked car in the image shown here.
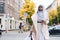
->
[49,25,60,35]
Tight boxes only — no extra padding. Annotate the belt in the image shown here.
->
[37,21,41,23]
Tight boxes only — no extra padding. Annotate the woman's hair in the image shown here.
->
[38,5,43,11]
[38,5,43,8]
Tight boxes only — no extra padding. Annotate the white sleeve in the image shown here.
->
[44,11,49,24]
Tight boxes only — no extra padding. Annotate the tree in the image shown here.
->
[48,9,57,25]
[57,6,60,23]
[48,6,60,25]
[19,0,35,25]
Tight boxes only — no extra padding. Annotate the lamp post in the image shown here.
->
[24,13,28,29]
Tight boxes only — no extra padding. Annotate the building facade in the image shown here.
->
[20,0,25,9]
[0,0,20,30]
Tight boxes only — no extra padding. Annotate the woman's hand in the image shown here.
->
[41,20,46,25]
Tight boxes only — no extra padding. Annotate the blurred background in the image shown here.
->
[0,0,60,40]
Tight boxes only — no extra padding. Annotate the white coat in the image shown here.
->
[31,10,50,40]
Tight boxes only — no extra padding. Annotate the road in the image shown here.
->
[0,31,30,40]
[0,31,60,40]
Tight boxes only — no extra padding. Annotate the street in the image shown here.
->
[0,31,60,40]
[0,0,60,40]
[0,31,30,40]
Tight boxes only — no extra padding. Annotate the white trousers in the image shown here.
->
[35,23,49,40]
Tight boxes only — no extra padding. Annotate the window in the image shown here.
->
[10,20,12,24]
[0,18,1,24]
[0,0,5,1]
[0,2,5,13]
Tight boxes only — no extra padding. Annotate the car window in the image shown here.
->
[55,25,60,29]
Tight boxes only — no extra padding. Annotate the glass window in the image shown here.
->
[0,2,5,13]
[0,18,1,24]
[10,20,12,24]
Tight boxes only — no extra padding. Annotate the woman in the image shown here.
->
[31,5,50,40]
